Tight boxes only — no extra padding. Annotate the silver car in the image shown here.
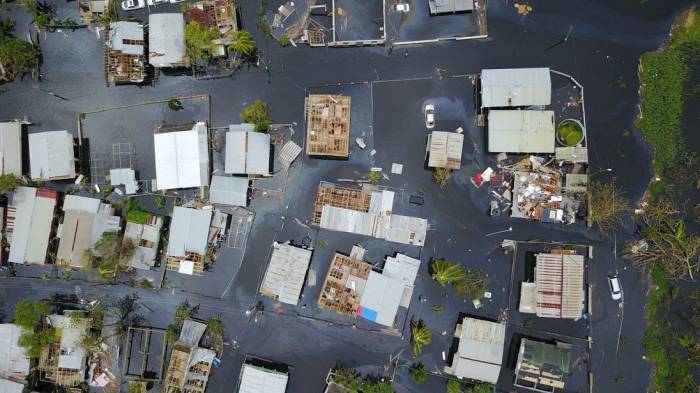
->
[424,104,435,129]
[608,275,622,300]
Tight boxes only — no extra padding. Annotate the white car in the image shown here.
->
[121,0,145,10]
[608,275,622,301]
[424,104,435,129]
[169,0,187,3]
[395,3,410,12]
[146,0,169,5]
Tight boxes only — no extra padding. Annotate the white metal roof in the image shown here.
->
[428,131,464,169]
[148,13,186,67]
[519,282,537,313]
[239,364,288,393]
[359,272,405,327]
[209,175,248,206]
[0,324,30,380]
[481,67,551,108]
[535,253,584,319]
[28,131,76,180]
[63,194,102,213]
[0,121,23,176]
[0,379,24,393]
[260,243,313,305]
[8,187,56,265]
[447,317,505,383]
[225,127,271,175]
[382,254,421,307]
[386,215,427,246]
[488,110,555,153]
[108,21,144,55]
[110,168,138,194]
[167,207,212,257]
[154,122,209,190]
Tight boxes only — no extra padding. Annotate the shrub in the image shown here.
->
[409,363,427,384]
[411,320,432,356]
[368,171,381,185]
[278,35,290,46]
[240,100,272,132]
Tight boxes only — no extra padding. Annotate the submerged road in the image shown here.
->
[1,0,697,392]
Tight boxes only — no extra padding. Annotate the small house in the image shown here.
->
[163,320,216,393]
[0,120,23,177]
[165,206,212,275]
[259,243,313,306]
[429,0,474,14]
[514,338,571,392]
[427,131,464,169]
[0,324,30,383]
[444,317,505,384]
[149,13,187,68]
[105,21,146,85]
[28,130,77,181]
[154,122,210,190]
[209,175,248,206]
[225,124,271,176]
[488,110,555,153]
[38,312,90,387]
[519,253,584,320]
[480,68,551,108]
[237,361,289,393]
[7,187,58,265]
[124,215,163,270]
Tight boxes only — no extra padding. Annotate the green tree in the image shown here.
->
[184,20,219,63]
[409,363,427,384]
[18,328,55,357]
[14,300,49,329]
[278,35,290,47]
[434,167,453,189]
[0,173,23,193]
[466,384,492,393]
[228,30,254,56]
[86,231,137,278]
[368,171,381,185]
[240,99,272,132]
[446,379,463,393]
[0,36,40,82]
[453,268,489,300]
[165,300,198,343]
[0,16,15,37]
[430,259,465,286]
[411,320,432,356]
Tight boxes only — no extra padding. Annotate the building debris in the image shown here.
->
[305,95,351,158]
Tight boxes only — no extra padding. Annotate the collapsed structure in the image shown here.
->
[515,338,571,392]
[444,317,505,384]
[163,320,216,393]
[154,122,210,190]
[56,195,121,268]
[38,312,90,388]
[318,246,421,327]
[312,182,427,246]
[519,252,585,320]
[184,0,239,56]
[124,215,164,270]
[104,21,146,85]
[305,95,351,158]
[6,187,58,265]
[0,324,30,383]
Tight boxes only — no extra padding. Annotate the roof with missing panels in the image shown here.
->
[488,110,555,153]
[107,21,144,54]
[0,324,30,381]
[0,121,22,176]
[480,67,551,108]
[28,130,76,180]
[148,13,186,67]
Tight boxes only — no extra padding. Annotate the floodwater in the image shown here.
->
[1,0,698,392]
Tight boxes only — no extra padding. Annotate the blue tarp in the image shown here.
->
[359,307,378,321]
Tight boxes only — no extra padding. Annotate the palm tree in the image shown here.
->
[409,363,427,384]
[430,259,465,286]
[228,30,254,57]
[453,269,489,300]
[411,320,432,356]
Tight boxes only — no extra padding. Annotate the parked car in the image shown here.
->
[121,0,145,10]
[169,0,187,3]
[608,274,622,300]
[146,0,169,5]
[395,3,410,12]
[424,104,435,129]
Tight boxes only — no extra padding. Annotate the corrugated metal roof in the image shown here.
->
[0,324,30,380]
[446,317,505,383]
[57,211,96,268]
[386,215,427,246]
[239,364,288,393]
[28,131,75,180]
[519,282,537,313]
[0,379,24,393]
[0,121,23,176]
[148,13,186,67]
[110,168,138,194]
[320,206,377,237]
[167,207,212,257]
[382,254,420,307]
[487,110,555,153]
[209,175,248,206]
[25,195,56,264]
[555,147,588,163]
[124,218,162,270]
[359,271,405,327]
[429,0,473,14]
[278,141,302,170]
[260,243,313,305]
[178,319,207,346]
[428,131,464,169]
[154,122,209,190]
[225,128,271,175]
[108,21,144,55]
[8,187,37,264]
[481,67,551,108]
[535,253,584,319]
[63,195,102,214]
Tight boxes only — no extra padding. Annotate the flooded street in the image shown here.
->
[1,0,698,392]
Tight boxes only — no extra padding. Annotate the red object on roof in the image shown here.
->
[37,188,59,200]
[356,306,363,316]
[473,172,483,186]
[186,9,214,28]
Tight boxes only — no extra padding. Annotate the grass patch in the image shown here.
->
[124,198,150,224]
[637,7,700,184]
